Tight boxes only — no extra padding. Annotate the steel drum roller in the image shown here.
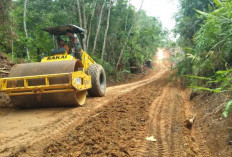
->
[8,60,86,108]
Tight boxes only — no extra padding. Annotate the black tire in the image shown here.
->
[87,64,106,97]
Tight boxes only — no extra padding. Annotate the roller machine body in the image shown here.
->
[0,25,106,108]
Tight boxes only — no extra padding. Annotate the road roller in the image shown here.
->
[0,25,106,108]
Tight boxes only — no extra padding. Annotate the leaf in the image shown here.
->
[190,85,212,91]
[145,136,157,142]
[186,53,196,61]
[190,85,222,93]
[213,0,222,7]
[211,88,222,93]
[215,69,232,74]
[195,9,209,16]
[222,100,232,117]
[185,75,210,80]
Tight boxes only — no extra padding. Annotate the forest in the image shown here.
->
[0,0,167,79]
[0,0,232,156]
[1,0,232,115]
[175,0,232,116]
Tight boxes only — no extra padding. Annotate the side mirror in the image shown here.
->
[41,53,45,59]
[80,32,85,39]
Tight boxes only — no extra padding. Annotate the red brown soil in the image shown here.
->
[191,92,232,157]
[0,49,231,157]
[0,51,14,77]
[0,64,167,157]
[41,72,211,157]
[0,52,14,114]
[43,72,171,157]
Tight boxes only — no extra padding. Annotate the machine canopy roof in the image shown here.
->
[43,24,84,35]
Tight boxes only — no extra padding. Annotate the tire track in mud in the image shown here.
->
[192,131,212,157]
[0,71,166,157]
[181,90,212,157]
[149,84,174,156]
[169,87,185,156]
[156,85,173,157]
[137,83,196,157]
[151,84,169,156]
[40,72,170,157]
[1,69,213,157]
[165,87,175,156]
[136,83,172,157]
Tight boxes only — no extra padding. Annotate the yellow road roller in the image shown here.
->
[0,25,106,108]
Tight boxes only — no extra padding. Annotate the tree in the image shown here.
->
[1,0,166,76]
[0,0,12,52]
[76,0,82,27]
[124,0,131,31]
[101,0,112,61]
[23,0,30,60]
[116,0,144,69]
[92,0,106,55]
[174,0,214,47]
[86,1,96,51]
[82,0,87,51]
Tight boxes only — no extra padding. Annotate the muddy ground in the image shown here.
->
[191,92,232,157]
[0,52,14,113]
[0,49,231,157]
[0,52,13,78]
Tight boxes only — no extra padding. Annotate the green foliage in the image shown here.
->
[175,0,232,118]
[0,0,165,77]
[175,0,232,80]
[173,0,232,119]
[0,0,13,53]
[223,100,232,117]
[186,68,232,117]
[213,0,222,6]
[174,0,214,48]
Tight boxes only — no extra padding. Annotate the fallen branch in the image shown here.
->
[0,70,10,74]
[0,67,9,70]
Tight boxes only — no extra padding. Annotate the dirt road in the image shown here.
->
[0,49,213,157]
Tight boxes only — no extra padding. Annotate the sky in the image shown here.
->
[130,0,179,31]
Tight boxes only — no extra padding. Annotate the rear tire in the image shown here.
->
[87,64,106,97]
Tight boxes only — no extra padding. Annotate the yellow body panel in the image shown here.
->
[41,54,75,62]
[81,50,95,71]
[41,50,95,71]
[72,71,91,90]
[0,49,94,97]
[0,71,91,96]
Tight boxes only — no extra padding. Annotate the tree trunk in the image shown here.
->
[11,28,14,60]
[53,35,57,49]
[86,1,97,51]
[101,0,112,61]
[76,0,82,28]
[92,0,106,55]
[11,38,14,60]
[124,0,131,31]
[116,0,144,69]
[10,25,14,60]
[0,1,5,23]
[23,0,30,60]
[82,1,87,51]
